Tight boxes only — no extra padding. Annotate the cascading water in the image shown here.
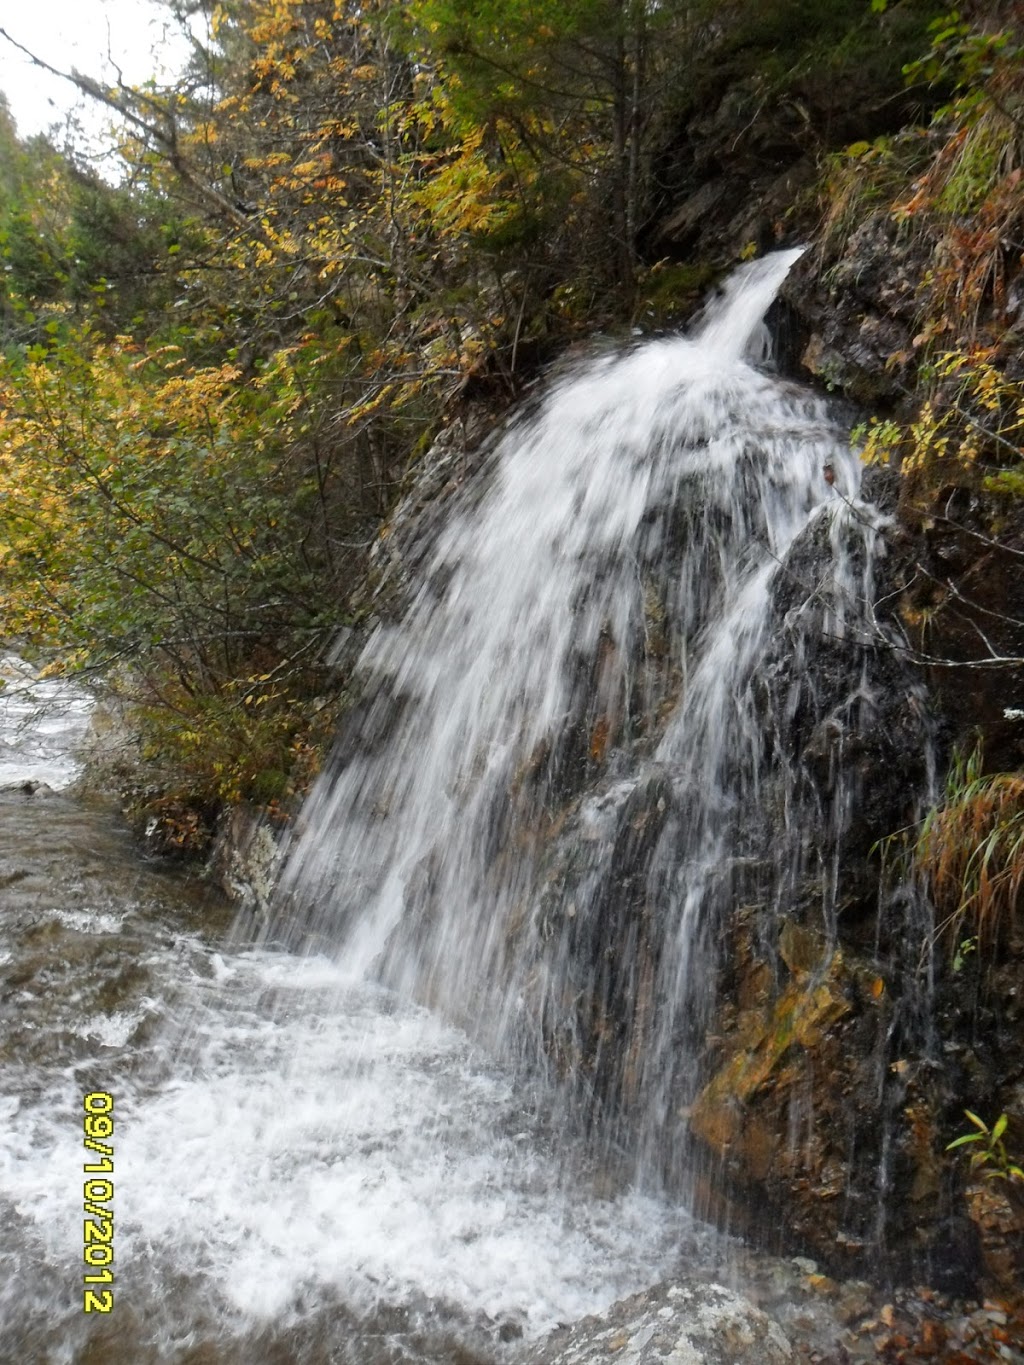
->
[0,250,936,1363]
[279,248,929,1195]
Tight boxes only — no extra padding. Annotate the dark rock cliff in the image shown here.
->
[629,7,1024,1295]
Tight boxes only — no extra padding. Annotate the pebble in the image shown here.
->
[792,1257,819,1275]
[735,1253,1024,1364]
[806,1274,839,1297]
[591,1244,1024,1365]
[826,1290,1024,1364]
[837,1286,873,1325]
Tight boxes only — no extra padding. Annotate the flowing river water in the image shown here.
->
[0,662,706,1361]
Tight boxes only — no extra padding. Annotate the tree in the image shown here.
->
[402,0,713,292]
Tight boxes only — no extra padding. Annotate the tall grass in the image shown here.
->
[915,744,1024,954]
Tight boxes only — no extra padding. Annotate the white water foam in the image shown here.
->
[0,653,93,789]
[0,940,692,1359]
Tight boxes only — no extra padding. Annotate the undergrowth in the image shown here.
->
[821,7,1024,337]
[913,744,1024,955]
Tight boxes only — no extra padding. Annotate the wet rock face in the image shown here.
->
[330,343,963,1283]
[788,212,932,407]
[688,921,985,1290]
[900,491,1024,771]
[520,1253,1024,1362]
[761,496,932,873]
[542,769,672,1114]
[523,1280,795,1365]
[963,1177,1024,1299]
[309,240,1020,1296]
[664,492,959,1281]
[207,804,283,916]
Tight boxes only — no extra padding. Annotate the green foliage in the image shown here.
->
[858,348,1024,480]
[820,128,935,258]
[947,1110,1024,1182]
[845,8,1024,330]
[135,670,336,807]
[635,259,718,323]
[688,0,941,112]
[951,932,977,971]
[0,110,178,347]
[401,0,716,291]
[0,326,358,803]
[904,11,1022,105]
[0,0,986,818]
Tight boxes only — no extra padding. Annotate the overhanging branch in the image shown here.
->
[0,26,254,228]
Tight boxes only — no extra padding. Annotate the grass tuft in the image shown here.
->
[915,744,1024,954]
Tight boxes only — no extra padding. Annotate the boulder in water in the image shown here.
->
[523,1279,794,1365]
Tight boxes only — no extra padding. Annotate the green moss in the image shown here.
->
[636,261,718,323]
[249,767,289,802]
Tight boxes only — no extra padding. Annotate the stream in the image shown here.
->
[1,692,1016,1362]
[0,664,706,1362]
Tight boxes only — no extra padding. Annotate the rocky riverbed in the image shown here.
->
[522,1263,1024,1365]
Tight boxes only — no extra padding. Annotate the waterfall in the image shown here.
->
[0,251,941,1363]
[280,248,930,1197]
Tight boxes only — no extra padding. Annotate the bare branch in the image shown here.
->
[0,26,254,228]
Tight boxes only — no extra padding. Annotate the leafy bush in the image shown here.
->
[0,328,355,803]
[857,348,1024,482]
